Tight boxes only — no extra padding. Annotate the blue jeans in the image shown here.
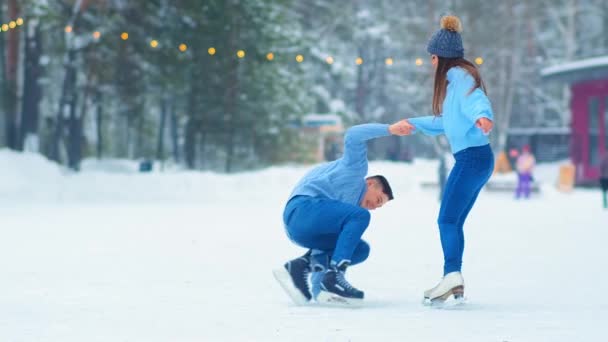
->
[283,196,371,267]
[438,144,494,275]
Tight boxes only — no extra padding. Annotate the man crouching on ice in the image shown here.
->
[274,120,413,305]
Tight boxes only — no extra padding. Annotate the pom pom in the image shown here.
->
[440,15,462,33]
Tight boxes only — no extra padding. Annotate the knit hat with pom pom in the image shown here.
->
[427,15,464,58]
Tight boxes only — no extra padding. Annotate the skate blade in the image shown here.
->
[316,291,364,308]
[423,286,465,307]
[272,268,309,306]
[423,295,467,307]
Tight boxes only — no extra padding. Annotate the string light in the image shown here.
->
[9,21,16,29]
[1,24,8,32]
[38,24,491,71]
[16,18,24,26]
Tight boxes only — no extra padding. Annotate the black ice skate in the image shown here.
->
[317,261,364,307]
[273,251,312,305]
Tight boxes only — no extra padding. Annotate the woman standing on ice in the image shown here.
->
[403,15,494,304]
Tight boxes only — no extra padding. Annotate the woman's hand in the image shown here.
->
[475,117,493,135]
[389,119,414,136]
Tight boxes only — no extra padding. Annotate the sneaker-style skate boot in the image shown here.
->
[317,261,364,306]
[273,251,312,305]
[423,271,465,304]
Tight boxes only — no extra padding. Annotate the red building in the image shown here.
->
[542,56,608,185]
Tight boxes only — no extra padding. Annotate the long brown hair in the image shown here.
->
[432,57,486,115]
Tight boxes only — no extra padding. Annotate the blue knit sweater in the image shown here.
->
[408,67,494,153]
[288,123,390,205]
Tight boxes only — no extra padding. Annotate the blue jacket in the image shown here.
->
[288,123,390,205]
[408,67,494,153]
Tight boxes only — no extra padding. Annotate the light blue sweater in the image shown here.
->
[288,124,391,206]
[408,67,494,154]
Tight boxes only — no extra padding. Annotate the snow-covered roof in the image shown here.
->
[541,55,608,82]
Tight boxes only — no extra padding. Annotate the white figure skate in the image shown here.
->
[423,271,465,306]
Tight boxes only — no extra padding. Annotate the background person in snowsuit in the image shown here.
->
[515,145,536,199]
[404,15,495,303]
[274,120,412,305]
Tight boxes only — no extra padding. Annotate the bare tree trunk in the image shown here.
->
[224,1,240,173]
[564,0,578,60]
[51,0,85,163]
[199,131,206,170]
[355,47,366,120]
[51,47,77,163]
[184,76,199,168]
[492,0,520,153]
[5,0,20,149]
[20,20,43,152]
[134,115,144,159]
[95,90,103,159]
[0,1,6,145]
[156,95,168,160]
[184,118,196,169]
[67,87,82,170]
[170,101,179,162]
[604,0,608,51]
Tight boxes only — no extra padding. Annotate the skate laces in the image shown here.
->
[335,270,355,290]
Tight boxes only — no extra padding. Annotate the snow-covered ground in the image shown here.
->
[0,149,606,341]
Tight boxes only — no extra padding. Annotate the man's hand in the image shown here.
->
[389,119,414,136]
[476,117,493,135]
